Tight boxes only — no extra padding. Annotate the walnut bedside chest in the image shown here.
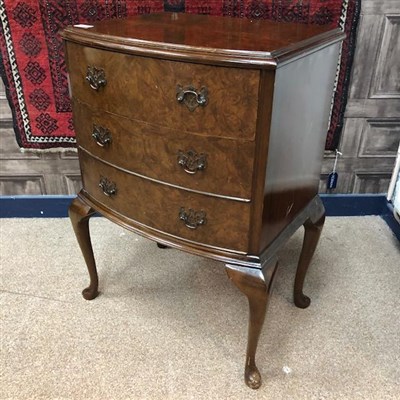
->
[62,13,344,389]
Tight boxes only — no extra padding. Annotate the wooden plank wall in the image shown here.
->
[0,79,81,195]
[319,0,400,193]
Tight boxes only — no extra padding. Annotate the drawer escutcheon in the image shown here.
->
[177,149,207,175]
[92,125,112,147]
[176,85,208,111]
[99,176,117,197]
[179,207,207,229]
[86,66,107,91]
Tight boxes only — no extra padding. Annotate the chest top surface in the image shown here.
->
[61,12,344,67]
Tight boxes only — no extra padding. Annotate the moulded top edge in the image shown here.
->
[61,13,345,68]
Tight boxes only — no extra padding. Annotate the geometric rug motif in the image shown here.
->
[0,0,361,150]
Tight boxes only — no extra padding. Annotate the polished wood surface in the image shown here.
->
[259,41,341,251]
[64,13,343,390]
[79,149,251,252]
[248,69,275,254]
[67,42,259,139]
[73,100,255,199]
[294,212,326,309]
[68,197,98,300]
[226,258,279,389]
[62,13,344,67]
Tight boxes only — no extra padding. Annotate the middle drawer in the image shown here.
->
[73,101,255,200]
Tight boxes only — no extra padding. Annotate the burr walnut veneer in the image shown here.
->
[62,13,344,389]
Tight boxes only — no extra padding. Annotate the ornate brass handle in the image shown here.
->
[179,207,207,229]
[176,85,208,111]
[177,150,207,174]
[99,176,117,197]
[86,66,107,91]
[92,125,112,147]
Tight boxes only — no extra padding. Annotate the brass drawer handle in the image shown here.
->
[92,125,112,147]
[86,66,107,91]
[99,176,117,197]
[179,207,207,229]
[177,149,207,174]
[176,85,208,111]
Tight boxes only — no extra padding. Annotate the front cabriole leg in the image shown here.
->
[68,196,99,300]
[226,257,279,389]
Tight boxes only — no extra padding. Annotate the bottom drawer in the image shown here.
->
[80,150,251,252]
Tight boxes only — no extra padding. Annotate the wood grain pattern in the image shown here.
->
[369,15,400,99]
[358,119,400,157]
[61,13,343,68]
[68,197,99,300]
[348,14,384,100]
[0,127,80,194]
[63,13,347,390]
[294,213,325,309]
[353,172,392,193]
[259,43,340,250]
[344,99,400,117]
[0,80,12,124]
[0,90,81,195]
[73,100,255,199]
[247,69,275,254]
[67,42,259,140]
[2,4,397,196]
[79,149,251,252]
[0,175,45,195]
[360,0,399,15]
[333,1,400,195]
[226,258,279,389]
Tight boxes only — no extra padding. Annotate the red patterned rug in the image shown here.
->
[0,0,360,151]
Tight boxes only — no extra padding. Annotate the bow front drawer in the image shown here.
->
[79,150,251,252]
[73,101,255,200]
[66,42,260,140]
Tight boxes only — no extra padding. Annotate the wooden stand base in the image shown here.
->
[69,195,325,389]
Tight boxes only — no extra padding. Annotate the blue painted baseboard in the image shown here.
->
[381,203,400,241]
[0,194,399,239]
[0,195,74,218]
[320,194,388,216]
[0,193,389,218]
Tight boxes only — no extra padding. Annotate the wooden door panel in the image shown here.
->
[358,119,400,157]
[335,0,400,193]
[369,15,400,99]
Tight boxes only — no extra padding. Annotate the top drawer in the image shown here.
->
[66,42,260,140]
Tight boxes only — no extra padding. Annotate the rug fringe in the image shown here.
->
[19,147,78,154]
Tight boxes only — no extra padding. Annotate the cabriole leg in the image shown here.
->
[226,257,279,389]
[69,196,99,300]
[294,210,325,309]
